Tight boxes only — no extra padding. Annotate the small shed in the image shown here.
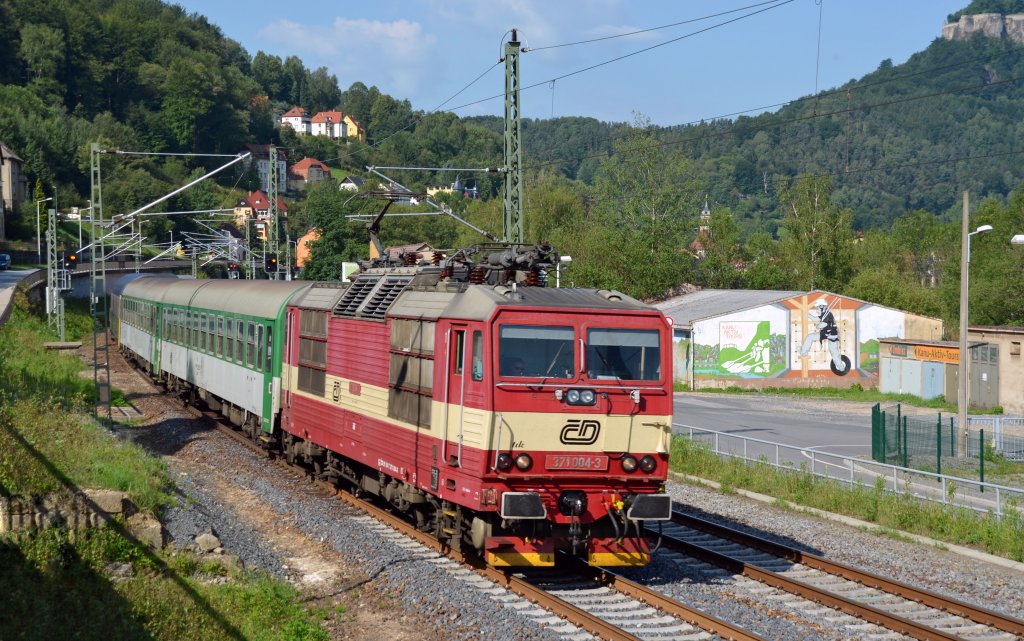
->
[878,338,996,407]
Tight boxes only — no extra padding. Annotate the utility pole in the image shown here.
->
[89,142,112,425]
[267,145,280,279]
[503,28,523,245]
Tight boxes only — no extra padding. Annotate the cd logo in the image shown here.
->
[560,419,601,445]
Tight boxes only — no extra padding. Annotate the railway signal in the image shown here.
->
[264,253,278,272]
[63,252,78,270]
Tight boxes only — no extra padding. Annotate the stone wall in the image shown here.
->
[942,13,1024,44]
[0,489,166,548]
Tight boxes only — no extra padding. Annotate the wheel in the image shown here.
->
[830,355,852,376]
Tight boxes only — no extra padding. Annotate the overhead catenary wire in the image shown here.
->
[524,0,789,52]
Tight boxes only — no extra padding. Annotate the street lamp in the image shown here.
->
[957,219,992,454]
[556,255,572,288]
[36,196,53,264]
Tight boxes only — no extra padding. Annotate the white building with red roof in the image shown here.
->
[242,144,288,194]
[281,106,311,135]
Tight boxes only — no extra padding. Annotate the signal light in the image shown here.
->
[63,253,78,270]
[620,455,638,473]
[228,262,239,271]
[264,253,278,271]
[638,455,657,474]
[514,453,533,471]
[496,453,513,471]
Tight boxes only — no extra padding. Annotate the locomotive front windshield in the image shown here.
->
[499,325,575,378]
[586,328,660,381]
[498,323,662,381]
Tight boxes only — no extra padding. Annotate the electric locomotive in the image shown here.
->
[280,243,673,567]
[116,242,674,567]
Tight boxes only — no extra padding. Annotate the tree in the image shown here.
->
[161,57,214,150]
[300,180,364,280]
[777,175,853,292]
[306,66,341,113]
[252,51,286,101]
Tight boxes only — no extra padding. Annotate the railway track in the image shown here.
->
[184,401,768,641]
[656,511,1024,641]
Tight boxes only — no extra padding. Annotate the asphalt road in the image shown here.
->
[672,392,874,460]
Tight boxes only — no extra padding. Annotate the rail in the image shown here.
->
[675,423,1024,518]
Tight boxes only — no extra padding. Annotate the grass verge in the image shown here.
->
[669,437,1024,561]
[0,292,335,640]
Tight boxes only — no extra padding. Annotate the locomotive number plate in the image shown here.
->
[545,454,609,471]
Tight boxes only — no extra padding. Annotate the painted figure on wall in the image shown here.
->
[798,297,851,375]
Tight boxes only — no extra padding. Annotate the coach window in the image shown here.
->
[215,316,223,356]
[256,324,265,371]
[225,317,233,360]
[202,314,210,352]
[265,325,273,372]
[471,330,483,381]
[247,321,256,368]
[236,320,244,364]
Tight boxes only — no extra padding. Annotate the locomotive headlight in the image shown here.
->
[514,453,533,471]
[565,388,596,406]
[639,455,657,473]
[620,455,638,473]
[496,453,513,471]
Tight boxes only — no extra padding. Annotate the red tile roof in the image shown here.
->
[241,190,288,212]
[311,110,344,123]
[243,143,287,161]
[290,157,331,180]
[282,106,309,118]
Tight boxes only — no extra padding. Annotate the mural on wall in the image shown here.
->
[688,291,941,382]
[693,306,788,378]
[855,305,908,376]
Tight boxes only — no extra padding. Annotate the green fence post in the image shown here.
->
[902,415,909,468]
[936,413,942,476]
[979,428,985,492]
[950,416,955,457]
[888,411,895,464]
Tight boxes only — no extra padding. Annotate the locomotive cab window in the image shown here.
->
[586,328,661,381]
[471,330,483,381]
[499,325,574,378]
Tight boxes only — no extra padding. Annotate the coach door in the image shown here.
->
[443,326,467,467]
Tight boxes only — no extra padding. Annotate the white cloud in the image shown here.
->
[258,17,437,96]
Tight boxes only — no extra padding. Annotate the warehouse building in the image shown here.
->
[655,289,943,390]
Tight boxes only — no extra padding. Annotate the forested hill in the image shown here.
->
[3,0,1024,237]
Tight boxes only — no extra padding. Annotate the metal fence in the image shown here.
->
[968,416,1024,462]
[676,423,1024,519]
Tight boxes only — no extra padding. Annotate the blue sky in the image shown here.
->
[175,0,969,126]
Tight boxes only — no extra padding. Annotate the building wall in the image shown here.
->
[687,291,942,390]
[969,328,1024,414]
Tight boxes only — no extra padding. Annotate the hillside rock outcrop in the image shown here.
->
[943,13,1024,44]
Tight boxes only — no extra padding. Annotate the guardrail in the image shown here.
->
[676,424,1024,519]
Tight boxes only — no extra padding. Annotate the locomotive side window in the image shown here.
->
[471,330,483,381]
[298,310,328,396]
[499,325,574,378]
[452,330,464,375]
[586,328,661,381]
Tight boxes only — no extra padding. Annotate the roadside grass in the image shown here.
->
[669,437,1024,561]
[683,384,959,411]
[0,291,337,640]
[1,528,330,641]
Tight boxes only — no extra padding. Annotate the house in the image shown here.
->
[655,289,943,390]
[280,106,311,135]
[339,176,367,192]
[242,144,288,193]
[295,228,320,268]
[340,113,365,142]
[0,142,29,240]
[383,242,435,263]
[219,224,246,262]
[311,111,346,139]
[233,190,288,242]
[288,157,332,191]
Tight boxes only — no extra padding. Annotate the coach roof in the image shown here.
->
[124,278,310,319]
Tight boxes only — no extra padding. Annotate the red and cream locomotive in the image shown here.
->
[280,243,673,567]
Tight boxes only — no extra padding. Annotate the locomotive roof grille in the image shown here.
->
[362,275,413,319]
[333,275,380,316]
